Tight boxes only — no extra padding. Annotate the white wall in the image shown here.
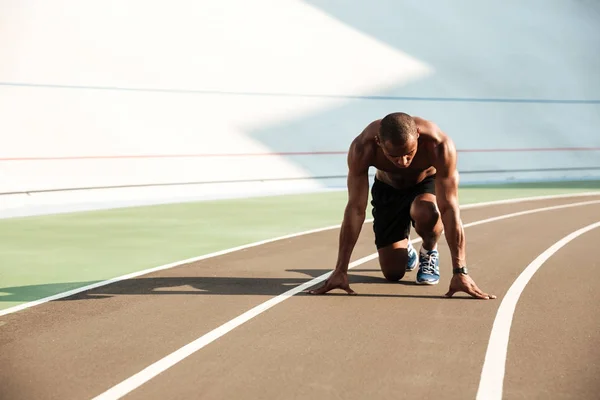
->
[1,0,599,216]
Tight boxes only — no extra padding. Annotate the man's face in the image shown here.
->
[377,136,418,168]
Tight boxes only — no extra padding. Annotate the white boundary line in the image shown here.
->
[455,191,600,209]
[0,191,598,318]
[476,220,600,400]
[91,198,600,400]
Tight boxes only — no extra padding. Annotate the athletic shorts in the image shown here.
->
[370,175,436,249]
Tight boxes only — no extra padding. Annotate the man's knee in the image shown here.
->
[381,264,406,282]
[411,195,441,229]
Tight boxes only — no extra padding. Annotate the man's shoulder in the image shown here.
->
[347,120,380,171]
[410,116,457,170]
[411,116,453,149]
[427,135,457,174]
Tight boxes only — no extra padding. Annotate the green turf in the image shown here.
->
[0,180,599,311]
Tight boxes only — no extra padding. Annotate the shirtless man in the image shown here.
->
[309,112,496,299]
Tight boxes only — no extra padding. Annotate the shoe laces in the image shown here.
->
[420,251,438,275]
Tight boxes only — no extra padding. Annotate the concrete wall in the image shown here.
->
[1,0,599,216]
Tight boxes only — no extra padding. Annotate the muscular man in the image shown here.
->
[309,112,495,299]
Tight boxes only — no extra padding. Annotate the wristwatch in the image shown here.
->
[453,266,468,275]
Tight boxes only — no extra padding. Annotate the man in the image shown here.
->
[309,112,495,299]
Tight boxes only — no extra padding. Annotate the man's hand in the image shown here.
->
[308,270,356,295]
[445,274,496,299]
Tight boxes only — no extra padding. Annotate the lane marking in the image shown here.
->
[476,220,600,400]
[91,198,600,400]
[454,191,600,209]
[0,191,598,318]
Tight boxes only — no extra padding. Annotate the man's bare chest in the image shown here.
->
[371,148,436,188]
[372,147,432,173]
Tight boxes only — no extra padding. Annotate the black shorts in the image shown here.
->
[371,175,436,249]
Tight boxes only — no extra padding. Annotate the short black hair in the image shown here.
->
[379,112,417,145]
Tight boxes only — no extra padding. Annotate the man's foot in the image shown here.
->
[416,248,440,285]
[406,241,418,272]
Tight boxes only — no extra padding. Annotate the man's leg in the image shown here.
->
[410,193,443,250]
[371,177,418,282]
[410,193,443,284]
[377,239,410,282]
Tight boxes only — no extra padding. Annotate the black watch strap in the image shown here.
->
[453,267,468,275]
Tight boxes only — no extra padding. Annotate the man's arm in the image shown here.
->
[334,147,370,272]
[419,119,496,299]
[309,136,370,295]
[432,137,466,270]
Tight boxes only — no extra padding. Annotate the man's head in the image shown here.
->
[376,112,419,168]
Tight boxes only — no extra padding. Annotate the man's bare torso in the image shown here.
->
[359,119,438,190]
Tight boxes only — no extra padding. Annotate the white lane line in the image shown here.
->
[89,251,377,400]
[91,198,600,400]
[461,199,600,229]
[476,220,600,400]
[455,191,600,209]
[1,191,599,318]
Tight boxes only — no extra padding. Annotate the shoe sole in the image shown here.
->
[416,279,440,285]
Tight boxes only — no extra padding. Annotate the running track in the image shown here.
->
[1,194,599,399]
